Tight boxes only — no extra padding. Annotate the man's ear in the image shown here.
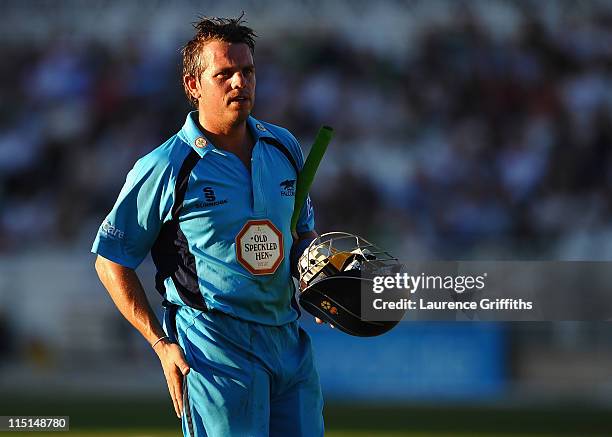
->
[183,75,200,100]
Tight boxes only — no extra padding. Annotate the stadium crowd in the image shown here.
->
[1,2,612,260]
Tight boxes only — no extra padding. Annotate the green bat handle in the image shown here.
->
[291,126,334,236]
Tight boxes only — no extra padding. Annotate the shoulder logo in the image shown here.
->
[195,137,207,148]
[196,186,228,208]
[280,179,295,196]
[255,123,266,132]
[101,220,125,241]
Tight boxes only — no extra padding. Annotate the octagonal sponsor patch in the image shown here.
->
[236,219,284,275]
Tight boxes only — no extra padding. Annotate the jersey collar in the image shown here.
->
[179,111,276,157]
[179,111,213,157]
[247,116,276,142]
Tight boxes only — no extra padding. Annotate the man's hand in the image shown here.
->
[315,317,334,329]
[94,256,190,418]
[154,340,191,418]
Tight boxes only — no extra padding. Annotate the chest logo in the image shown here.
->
[196,187,228,208]
[236,219,284,275]
[280,179,296,197]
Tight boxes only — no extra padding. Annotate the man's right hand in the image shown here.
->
[154,340,191,419]
[94,256,191,418]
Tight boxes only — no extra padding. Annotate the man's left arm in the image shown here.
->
[284,130,331,326]
[290,230,317,279]
[291,230,334,328]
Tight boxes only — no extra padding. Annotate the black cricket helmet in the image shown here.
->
[297,232,403,337]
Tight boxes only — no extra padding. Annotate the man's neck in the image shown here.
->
[197,113,252,154]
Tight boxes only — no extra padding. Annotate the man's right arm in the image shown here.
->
[94,255,190,418]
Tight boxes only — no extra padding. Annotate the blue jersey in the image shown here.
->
[92,112,315,326]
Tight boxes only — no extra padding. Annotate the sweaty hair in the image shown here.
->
[181,14,257,107]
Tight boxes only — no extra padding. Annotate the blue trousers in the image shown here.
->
[168,306,324,437]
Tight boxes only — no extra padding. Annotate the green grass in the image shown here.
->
[1,397,611,436]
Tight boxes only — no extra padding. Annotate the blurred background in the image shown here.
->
[2,0,612,435]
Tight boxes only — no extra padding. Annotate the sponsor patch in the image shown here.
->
[236,219,284,275]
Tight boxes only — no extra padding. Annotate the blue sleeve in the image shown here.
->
[284,130,316,234]
[91,154,174,269]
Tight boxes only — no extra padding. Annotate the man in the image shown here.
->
[92,16,325,436]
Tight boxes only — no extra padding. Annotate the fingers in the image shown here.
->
[174,368,184,418]
[176,355,191,376]
[168,343,190,375]
[159,344,191,419]
[164,368,181,418]
[171,354,190,418]
[315,317,335,329]
[167,366,187,418]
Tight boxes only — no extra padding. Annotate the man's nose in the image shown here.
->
[231,72,246,89]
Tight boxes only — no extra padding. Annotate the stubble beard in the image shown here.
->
[223,98,253,129]
[198,100,251,133]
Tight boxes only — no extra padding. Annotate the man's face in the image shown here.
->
[187,40,256,127]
